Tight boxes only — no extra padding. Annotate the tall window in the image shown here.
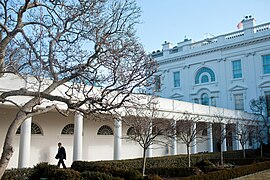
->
[234,94,244,110]
[173,71,180,87]
[201,93,209,106]
[232,60,242,78]
[265,91,270,116]
[263,55,270,74]
[154,75,161,91]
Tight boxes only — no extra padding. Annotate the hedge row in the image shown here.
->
[185,160,270,180]
[71,153,220,173]
[145,167,199,177]
[209,157,269,166]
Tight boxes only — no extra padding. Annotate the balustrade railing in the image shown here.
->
[152,22,270,58]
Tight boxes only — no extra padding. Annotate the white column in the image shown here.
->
[207,123,213,152]
[233,123,240,150]
[171,120,177,155]
[191,123,197,154]
[221,123,227,152]
[73,112,83,161]
[18,117,32,168]
[114,119,122,160]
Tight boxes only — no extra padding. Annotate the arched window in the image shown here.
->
[127,127,135,136]
[61,124,74,135]
[201,75,209,83]
[16,123,43,135]
[201,93,209,105]
[97,125,113,135]
[195,67,215,84]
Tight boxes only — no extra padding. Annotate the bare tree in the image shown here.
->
[250,96,270,144]
[234,121,256,158]
[0,0,156,177]
[211,115,233,167]
[253,121,266,158]
[175,113,207,167]
[122,96,172,176]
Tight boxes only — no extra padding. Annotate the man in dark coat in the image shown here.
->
[55,142,66,169]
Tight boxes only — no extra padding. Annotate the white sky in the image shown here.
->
[135,0,270,53]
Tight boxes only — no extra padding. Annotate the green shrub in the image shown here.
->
[144,174,162,180]
[29,162,59,180]
[145,167,199,177]
[71,153,220,173]
[2,168,33,180]
[81,171,115,180]
[195,160,218,173]
[110,169,143,180]
[50,168,81,180]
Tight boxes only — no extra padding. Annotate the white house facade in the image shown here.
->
[0,74,258,169]
[151,17,270,114]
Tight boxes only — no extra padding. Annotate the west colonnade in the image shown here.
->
[17,112,249,168]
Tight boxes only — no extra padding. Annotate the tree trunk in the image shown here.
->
[142,148,147,176]
[0,111,28,179]
[187,145,191,167]
[260,143,263,158]
[220,150,223,167]
[241,143,246,158]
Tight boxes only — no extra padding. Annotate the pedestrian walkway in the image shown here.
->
[232,169,270,179]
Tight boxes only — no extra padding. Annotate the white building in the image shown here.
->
[151,16,270,114]
[0,74,257,169]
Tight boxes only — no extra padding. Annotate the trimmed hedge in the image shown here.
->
[185,160,270,180]
[81,171,119,180]
[2,168,33,180]
[71,153,220,173]
[145,167,200,177]
[209,157,269,166]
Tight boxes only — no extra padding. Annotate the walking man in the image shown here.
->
[55,142,66,169]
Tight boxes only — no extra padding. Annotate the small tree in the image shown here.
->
[122,96,172,176]
[234,121,256,158]
[175,113,207,167]
[250,96,270,144]
[211,115,232,167]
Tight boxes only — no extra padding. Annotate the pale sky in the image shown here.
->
[135,0,270,53]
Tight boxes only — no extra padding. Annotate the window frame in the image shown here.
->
[263,54,270,74]
[173,71,180,88]
[234,94,244,111]
[232,60,242,79]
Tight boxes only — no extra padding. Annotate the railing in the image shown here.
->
[254,22,270,33]
[224,31,244,39]
[152,22,270,58]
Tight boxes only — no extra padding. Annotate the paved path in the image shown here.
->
[232,169,270,179]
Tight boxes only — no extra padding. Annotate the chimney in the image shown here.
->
[243,15,256,29]
[162,41,173,51]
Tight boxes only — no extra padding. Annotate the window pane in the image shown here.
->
[173,71,180,87]
[154,75,161,91]
[263,55,270,74]
[201,93,209,105]
[265,92,270,116]
[201,75,209,83]
[234,94,244,110]
[232,60,242,78]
